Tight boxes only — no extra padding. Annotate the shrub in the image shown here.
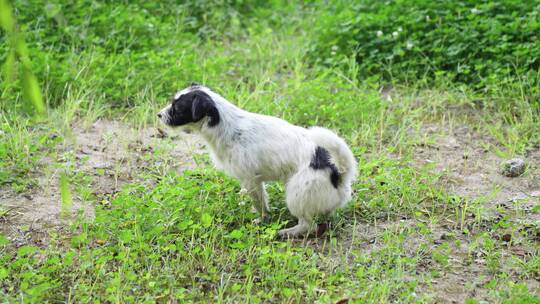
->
[309,0,540,88]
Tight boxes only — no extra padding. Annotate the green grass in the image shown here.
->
[1,0,539,303]
[309,0,540,92]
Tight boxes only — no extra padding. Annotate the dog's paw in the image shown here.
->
[277,229,290,239]
[277,221,317,239]
[277,227,300,239]
[278,229,302,239]
[278,223,329,239]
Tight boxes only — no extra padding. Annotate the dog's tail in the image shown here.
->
[308,127,357,184]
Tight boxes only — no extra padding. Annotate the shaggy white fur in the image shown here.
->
[158,85,357,237]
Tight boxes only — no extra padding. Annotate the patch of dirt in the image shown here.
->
[407,123,539,303]
[0,119,204,247]
[414,124,539,208]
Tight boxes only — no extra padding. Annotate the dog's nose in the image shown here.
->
[157,113,162,118]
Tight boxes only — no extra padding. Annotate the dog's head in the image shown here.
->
[157,85,220,128]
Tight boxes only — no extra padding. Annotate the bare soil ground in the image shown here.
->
[405,123,539,303]
[415,124,539,212]
[0,120,204,247]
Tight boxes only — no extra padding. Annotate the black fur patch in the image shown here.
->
[309,146,340,188]
[167,90,220,127]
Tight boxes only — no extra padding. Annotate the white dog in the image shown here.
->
[158,84,357,237]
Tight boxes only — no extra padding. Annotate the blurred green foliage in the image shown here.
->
[0,0,45,115]
[2,0,539,113]
[309,0,540,91]
[0,0,296,109]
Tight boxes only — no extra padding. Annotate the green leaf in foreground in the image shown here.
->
[201,212,213,227]
[0,0,46,116]
[21,66,46,115]
[0,0,14,33]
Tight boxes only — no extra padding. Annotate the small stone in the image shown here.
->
[501,158,526,177]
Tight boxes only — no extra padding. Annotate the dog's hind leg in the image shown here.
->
[280,168,342,238]
[243,181,270,221]
[278,218,312,238]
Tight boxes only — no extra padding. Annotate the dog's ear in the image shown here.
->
[191,91,212,120]
[191,90,220,127]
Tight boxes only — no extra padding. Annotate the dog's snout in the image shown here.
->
[157,113,162,118]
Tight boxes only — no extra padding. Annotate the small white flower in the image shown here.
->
[392,31,398,38]
[406,41,414,50]
[331,45,339,51]
[398,27,403,32]
[471,8,481,14]
[377,30,383,37]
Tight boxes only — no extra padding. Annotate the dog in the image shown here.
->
[157,84,357,237]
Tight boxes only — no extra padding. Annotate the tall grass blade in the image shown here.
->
[60,173,73,219]
[21,66,46,115]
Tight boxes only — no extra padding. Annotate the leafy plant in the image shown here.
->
[309,0,540,97]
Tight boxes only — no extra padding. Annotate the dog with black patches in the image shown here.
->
[158,84,357,237]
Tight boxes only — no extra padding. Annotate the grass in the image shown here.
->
[1,1,539,303]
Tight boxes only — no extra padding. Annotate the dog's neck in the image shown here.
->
[199,94,245,153]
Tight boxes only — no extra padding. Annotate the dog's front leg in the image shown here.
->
[242,181,270,222]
